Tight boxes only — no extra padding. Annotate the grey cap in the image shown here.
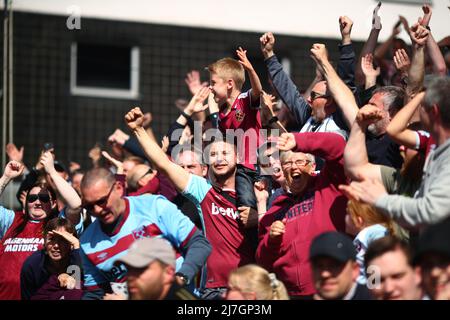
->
[116,237,176,268]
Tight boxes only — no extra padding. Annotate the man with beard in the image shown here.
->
[255,131,348,298]
[125,107,258,300]
[342,77,450,230]
[344,96,426,199]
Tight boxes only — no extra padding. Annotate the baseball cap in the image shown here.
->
[116,238,176,268]
[310,232,357,263]
[414,217,450,263]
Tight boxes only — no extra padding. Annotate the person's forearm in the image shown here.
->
[178,229,211,281]
[374,33,394,61]
[386,93,424,148]
[257,199,267,221]
[266,55,310,128]
[48,171,81,209]
[321,59,358,128]
[344,122,370,180]
[0,175,11,196]
[337,43,356,92]
[426,34,447,76]
[356,28,381,86]
[247,68,263,101]
[407,45,425,98]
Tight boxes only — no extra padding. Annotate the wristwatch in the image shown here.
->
[175,272,190,286]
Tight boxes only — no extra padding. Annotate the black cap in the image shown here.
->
[415,217,450,263]
[310,232,357,263]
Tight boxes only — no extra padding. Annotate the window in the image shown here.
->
[70,43,140,99]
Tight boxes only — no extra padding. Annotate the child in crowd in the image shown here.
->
[207,48,263,213]
[345,200,396,285]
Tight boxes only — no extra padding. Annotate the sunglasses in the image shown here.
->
[82,183,115,212]
[310,91,330,101]
[28,193,51,203]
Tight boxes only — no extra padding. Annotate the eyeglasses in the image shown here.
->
[28,193,51,203]
[282,159,311,168]
[310,91,330,101]
[82,183,115,212]
[139,168,153,181]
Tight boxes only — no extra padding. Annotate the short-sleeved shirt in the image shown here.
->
[380,165,422,197]
[219,90,262,170]
[80,194,196,292]
[0,209,45,299]
[182,174,255,288]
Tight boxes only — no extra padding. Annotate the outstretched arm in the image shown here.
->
[419,4,447,76]
[386,92,426,148]
[125,107,190,192]
[356,3,382,86]
[237,47,262,102]
[260,32,311,128]
[406,23,429,99]
[310,43,358,129]
[40,152,81,210]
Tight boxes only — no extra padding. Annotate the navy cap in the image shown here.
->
[310,232,357,263]
[415,217,450,263]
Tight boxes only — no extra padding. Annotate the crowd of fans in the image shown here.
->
[0,3,449,300]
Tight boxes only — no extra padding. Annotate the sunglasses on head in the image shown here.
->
[28,193,51,203]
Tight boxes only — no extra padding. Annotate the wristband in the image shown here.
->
[180,111,191,120]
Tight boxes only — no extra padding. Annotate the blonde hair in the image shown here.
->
[228,264,289,300]
[207,58,245,90]
[347,200,396,236]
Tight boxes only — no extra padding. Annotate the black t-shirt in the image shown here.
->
[366,133,403,169]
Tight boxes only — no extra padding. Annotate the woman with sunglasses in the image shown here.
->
[0,157,81,299]
[21,217,83,300]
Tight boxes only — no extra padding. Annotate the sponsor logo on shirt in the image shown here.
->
[211,203,239,220]
[3,237,43,252]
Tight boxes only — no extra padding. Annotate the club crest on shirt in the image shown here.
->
[235,109,245,122]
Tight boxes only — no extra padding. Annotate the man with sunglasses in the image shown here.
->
[256,131,348,299]
[78,167,211,300]
[260,32,349,139]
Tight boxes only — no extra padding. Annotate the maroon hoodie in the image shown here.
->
[256,132,348,297]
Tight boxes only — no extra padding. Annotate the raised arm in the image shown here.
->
[406,23,429,99]
[40,151,81,210]
[344,105,384,182]
[237,47,262,102]
[337,16,356,91]
[0,161,24,197]
[310,43,358,128]
[419,4,447,76]
[125,107,191,192]
[386,92,426,148]
[260,32,311,128]
[355,2,382,86]
[361,53,381,90]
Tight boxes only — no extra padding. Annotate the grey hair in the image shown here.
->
[423,76,450,128]
[373,86,405,116]
[280,150,315,164]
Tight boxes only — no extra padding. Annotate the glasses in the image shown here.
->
[282,159,311,168]
[310,91,330,101]
[82,183,115,212]
[28,193,51,203]
[139,168,153,181]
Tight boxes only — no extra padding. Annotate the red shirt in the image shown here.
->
[256,132,348,297]
[0,212,45,300]
[219,91,262,170]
